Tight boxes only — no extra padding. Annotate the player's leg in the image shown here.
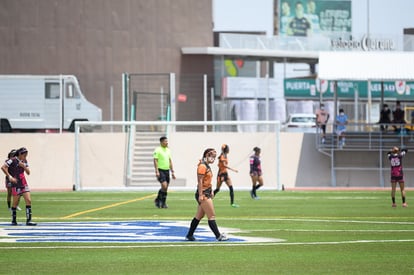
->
[155,170,169,208]
[160,180,169,208]
[214,175,223,196]
[225,178,237,207]
[391,181,397,207]
[253,176,264,199]
[6,187,12,209]
[399,181,407,207]
[11,187,20,225]
[22,191,36,225]
[250,174,257,198]
[201,199,226,240]
[186,204,205,241]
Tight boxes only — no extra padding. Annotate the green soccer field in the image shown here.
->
[0,190,413,275]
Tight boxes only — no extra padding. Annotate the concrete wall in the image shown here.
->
[1,132,411,191]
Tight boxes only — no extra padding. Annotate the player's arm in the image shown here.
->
[225,165,238,173]
[197,173,206,202]
[169,158,176,179]
[19,161,30,175]
[153,158,160,177]
[1,163,16,183]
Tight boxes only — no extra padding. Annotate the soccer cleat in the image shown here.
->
[11,221,18,226]
[26,221,37,226]
[17,206,22,211]
[231,203,239,208]
[250,191,255,199]
[392,203,397,208]
[402,203,408,208]
[154,199,161,208]
[161,203,168,209]
[217,233,228,241]
[185,235,196,241]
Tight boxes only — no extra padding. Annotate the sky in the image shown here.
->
[213,0,414,40]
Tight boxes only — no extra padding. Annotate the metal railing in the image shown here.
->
[316,123,414,151]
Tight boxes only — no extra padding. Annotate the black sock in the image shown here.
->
[7,201,11,208]
[157,189,162,202]
[402,196,406,203]
[11,207,16,223]
[229,186,234,204]
[161,190,167,205]
[214,189,219,196]
[208,220,221,239]
[187,218,200,237]
[392,197,396,203]
[26,205,32,222]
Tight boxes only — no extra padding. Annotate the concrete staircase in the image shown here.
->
[128,132,161,186]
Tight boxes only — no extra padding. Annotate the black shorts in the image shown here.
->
[217,172,229,183]
[157,169,170,184]
[391,176,404,183]
[194,188,212,204]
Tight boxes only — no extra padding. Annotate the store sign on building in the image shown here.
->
[331,35,396,51]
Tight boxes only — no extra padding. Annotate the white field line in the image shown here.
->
[1,217,413,225]
[1,239,414,250]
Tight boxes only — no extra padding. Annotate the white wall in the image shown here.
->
[0,132,304,191]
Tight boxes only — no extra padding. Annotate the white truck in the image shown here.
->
[0,75,102,132]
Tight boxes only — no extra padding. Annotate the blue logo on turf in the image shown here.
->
[0,221,254,243]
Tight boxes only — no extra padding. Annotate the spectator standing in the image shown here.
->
[379,104,391,132]
[392,101,406,132]
[336,108,348,148]
[315,103,330,144]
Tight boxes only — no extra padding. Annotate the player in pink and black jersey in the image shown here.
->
[387,146,408,208]
[1,147,36,225]
[249,147,264,199]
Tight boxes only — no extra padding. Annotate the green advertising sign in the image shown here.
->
[284,79,414,100]
[278,0,352,36]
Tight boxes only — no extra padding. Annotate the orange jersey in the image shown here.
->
[217,154,228,174]
[197,162,213,190]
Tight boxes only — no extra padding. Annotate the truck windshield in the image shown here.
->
[66,83,80,99]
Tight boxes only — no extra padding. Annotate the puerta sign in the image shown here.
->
[284,79,414,100]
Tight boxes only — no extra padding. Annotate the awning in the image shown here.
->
[318,51,414,81]
[181,46,319,63]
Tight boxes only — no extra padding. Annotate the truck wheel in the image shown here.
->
[0,119,11,132]
[69,119,88,132]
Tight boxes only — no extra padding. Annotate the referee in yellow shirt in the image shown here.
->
[153,136,176,208]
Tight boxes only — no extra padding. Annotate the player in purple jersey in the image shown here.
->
[249,147,264,199]
[387,146,408,208]
[4,149,22,211]
[1,147,36,225]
